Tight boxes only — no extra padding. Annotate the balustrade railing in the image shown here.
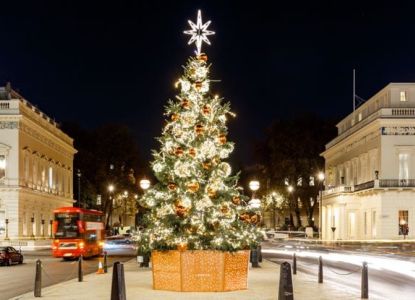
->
[379,179,415,188]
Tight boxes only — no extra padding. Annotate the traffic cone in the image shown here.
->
[96,258,105,274]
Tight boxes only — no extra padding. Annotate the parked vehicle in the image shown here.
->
[0,247,23,266]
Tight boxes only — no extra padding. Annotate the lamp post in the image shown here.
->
[287,185,294,229]
[31,215,35,239]
[49,219,53,238]
[77,169,82,208]
[248,180,261,267]
[5,218,9,240]
[123,191,128,227]
[108,184,115,228]
[138,178,151,267]
[317,172,325,240]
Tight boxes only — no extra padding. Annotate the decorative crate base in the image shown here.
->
[152,250,249,292]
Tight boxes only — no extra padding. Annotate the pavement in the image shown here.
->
[11,258,368,300]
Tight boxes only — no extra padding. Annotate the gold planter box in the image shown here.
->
[152,250,249,292]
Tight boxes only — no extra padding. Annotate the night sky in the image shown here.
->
[1,1,415,165]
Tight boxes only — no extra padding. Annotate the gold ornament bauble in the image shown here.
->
[175,200,189,218]
[232,196,241,205]
[207,187,217,198]
[174,147,184,156]
[194,81,202,90]
[171,113,180,121]
[202,162,211,170]
[195,124,205,135]
[197,53,208,62]
[218,134,227,145]
[181,99,190,109]
[168,183,177,191]
[188,148,196,157]
[221,205,229,214]
[202,104,211,115]
[187,181,200,193]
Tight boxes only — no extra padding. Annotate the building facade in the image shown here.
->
[321,83,415,240]
[0,85,76,240]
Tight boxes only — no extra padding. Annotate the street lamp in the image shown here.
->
[77,169,82,208]
[248,180,261,268]
[123,191,128,227]
[139,178,151,190]
[108,184,115,227]
[317,172,325,240]
[287,185,294,229]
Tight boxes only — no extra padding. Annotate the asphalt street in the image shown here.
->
[0,248,136,300]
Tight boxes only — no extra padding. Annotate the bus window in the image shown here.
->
[54,213,80,238]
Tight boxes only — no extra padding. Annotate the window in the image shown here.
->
[48,167,53,188]
[399,210,409,235]
[0,155,6,179]
[358,112,362,121]
[372,211,376,238]
[309,176,315,186]
[400,91,407,102]
[364,212,368,235]
[399,153,410,184]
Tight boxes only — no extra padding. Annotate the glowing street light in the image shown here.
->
[108,184,115,193]
[317,172,325,240]
[287,185,294,193]
[249,180,260,192]
[140,178,151,190]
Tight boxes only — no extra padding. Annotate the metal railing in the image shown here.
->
[354,181,375,192]
[379,179,415,188]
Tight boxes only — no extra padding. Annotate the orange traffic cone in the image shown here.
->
[96,258,105,274]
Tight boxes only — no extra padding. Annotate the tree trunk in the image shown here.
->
[295,208,302,228]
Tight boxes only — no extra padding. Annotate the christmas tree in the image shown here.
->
[138,10,262,253]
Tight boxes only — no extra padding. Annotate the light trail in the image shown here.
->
[262,247,415,279]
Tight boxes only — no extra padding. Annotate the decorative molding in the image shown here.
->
[19,123,73,158]
[0,121,19,129]
[381,126,415,135]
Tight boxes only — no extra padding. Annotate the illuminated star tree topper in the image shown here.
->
[183,10,215,55]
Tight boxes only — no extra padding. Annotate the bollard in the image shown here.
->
[278,261,294,300]
[258,245,263,263]
[361,261,368,299]
[78,255,83,282]
[104,251,108,273]
[318,256,323,283]
[292,253,297,275]
[111,261,126,300]
[250,248,260,268]
[34,259,42,297]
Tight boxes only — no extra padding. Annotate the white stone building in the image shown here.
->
[321,83,415,240]
[0,85,76,240]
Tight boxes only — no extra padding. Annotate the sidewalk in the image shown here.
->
[12,259,365,300]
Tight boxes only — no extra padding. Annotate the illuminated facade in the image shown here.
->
[321,83,415,240]
[0,85,76,240]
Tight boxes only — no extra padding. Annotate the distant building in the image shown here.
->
[321,83,415,240]
[0,84,76,240]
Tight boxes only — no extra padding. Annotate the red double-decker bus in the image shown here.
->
[52,207,105,259]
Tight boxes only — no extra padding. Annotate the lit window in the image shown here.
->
[400,91,407,102]
[399,153,409,184]
[358,112,362,121]
[399,210,409,235]
[0,155,6,179]
[309,176,315,186]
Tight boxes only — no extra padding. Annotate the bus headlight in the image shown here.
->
[78,242,85,249]
[99,241,105,248]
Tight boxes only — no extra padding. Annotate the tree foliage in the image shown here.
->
[60,122,144,227]
[255,114,336,227]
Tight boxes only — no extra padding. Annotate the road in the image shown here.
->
[0,248,135,300]
[263,241,415,300]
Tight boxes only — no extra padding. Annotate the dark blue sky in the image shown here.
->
[1,1,415,164]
